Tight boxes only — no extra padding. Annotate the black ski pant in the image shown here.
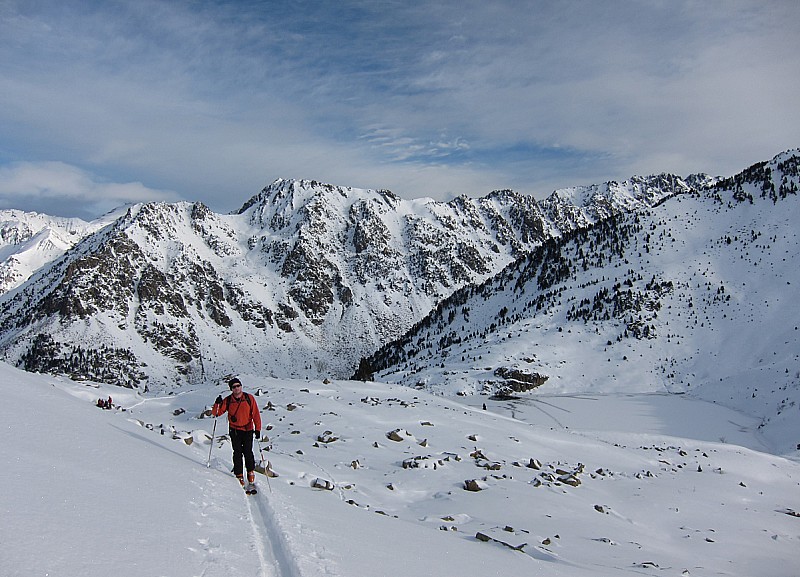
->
[229,428,256,477]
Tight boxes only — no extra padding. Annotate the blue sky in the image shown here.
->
[0,0,798,219]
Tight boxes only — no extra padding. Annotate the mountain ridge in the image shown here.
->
[0,150,796,408]
[365,149,800,453]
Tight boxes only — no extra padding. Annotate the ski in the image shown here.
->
[245,483,258,495]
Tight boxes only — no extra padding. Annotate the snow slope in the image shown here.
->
[0,208,122,294]
[371,152,800,456]
[3,363,798,576]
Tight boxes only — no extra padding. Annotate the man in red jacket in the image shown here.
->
[212,377,262,492]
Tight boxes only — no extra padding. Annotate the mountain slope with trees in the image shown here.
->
[365,150,800,453]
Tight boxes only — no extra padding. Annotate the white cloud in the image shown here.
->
[0,161,180,218]
[0,0,797,216]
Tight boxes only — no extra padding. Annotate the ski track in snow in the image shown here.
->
[244,492,286,577]
[502,396,571,429]
[253,476,343,577]
[200,452,299,577]
[205,454,327,577]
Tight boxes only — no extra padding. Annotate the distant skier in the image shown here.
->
[212,377,262,492]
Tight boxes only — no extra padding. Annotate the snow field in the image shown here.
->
[3,363,797,576]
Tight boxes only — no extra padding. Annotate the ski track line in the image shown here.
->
[244,493,278,577]
[256,453,345,576]
[501,397,568,429]
[203,458,288,577]
[245,486,308,577]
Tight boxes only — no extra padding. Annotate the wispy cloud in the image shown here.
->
[0,0,798,217]
[0,161,180,219]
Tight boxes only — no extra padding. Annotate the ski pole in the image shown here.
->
[207,416,217,468]
[257,440,272,493]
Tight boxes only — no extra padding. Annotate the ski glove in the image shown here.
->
[254,430,260,439]
[215,395,223,406]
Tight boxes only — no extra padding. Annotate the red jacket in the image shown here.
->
[212,392,262,432]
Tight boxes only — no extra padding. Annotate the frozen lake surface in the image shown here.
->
[467,392,771,453]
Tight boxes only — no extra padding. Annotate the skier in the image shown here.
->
[212,377,262,493]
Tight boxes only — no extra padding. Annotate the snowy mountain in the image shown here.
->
[0,172,694,388]
[0,151,797,411]
[0,209,119,293]
[367,150,800,454]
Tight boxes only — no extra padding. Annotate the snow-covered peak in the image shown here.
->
[546,173,690,210]
[238,178,388,232]
[0,149,797,395]
[0,209,117,294]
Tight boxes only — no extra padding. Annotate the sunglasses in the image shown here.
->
[230,384,242,389]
